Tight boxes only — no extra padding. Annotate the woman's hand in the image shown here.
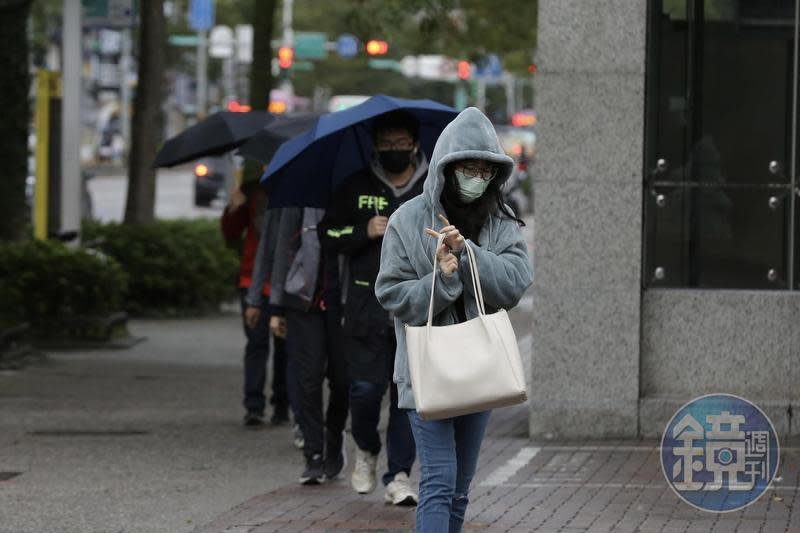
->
[436,214,465,253]
[437,244,459,277]
[425,227,459,277]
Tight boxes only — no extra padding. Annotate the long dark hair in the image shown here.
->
[439,162,525,243]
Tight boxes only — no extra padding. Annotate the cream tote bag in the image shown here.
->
[405,234,527,420]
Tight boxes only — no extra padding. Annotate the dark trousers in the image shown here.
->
[240,289,288,415]
[285,306,350,460]
[348,330,416,486]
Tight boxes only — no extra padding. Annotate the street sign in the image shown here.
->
[336,33,358,58]
[475,53,502,79]
[82,0,136,28]
[292,61,315,72]
[168,34,200,47]
[295,32,327,60]
[368,59,402,72]
[235,25,253,63]
[189,0,215,31]
[209,25,234,58]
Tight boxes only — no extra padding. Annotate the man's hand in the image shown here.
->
[270,316,287,338]
[227,185,247,211]
[367,216,389,239]
[244,306,261,330]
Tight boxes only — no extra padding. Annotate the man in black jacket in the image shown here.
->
[319,111,426,505]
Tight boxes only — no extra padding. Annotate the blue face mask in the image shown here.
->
[454,169,492,203]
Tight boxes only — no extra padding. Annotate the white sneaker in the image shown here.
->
[351,448,378,494]
[384,472,418,506]
[292,424,304,450]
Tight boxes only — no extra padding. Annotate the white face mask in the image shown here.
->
[454,169,492,202]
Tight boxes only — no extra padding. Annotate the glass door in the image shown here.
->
[644,0,798,289]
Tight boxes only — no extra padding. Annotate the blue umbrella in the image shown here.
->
[260,94,458,208]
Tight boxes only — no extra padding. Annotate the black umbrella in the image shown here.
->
[153,110,274,168]
[236,112,324,166]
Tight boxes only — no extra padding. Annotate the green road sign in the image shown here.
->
[368,59,402,72]
[292,61,315,72]
[295,32,327,60]
[168,34,200,47]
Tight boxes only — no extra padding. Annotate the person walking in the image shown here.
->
[221,181,289,428]
[375,107,533,532]
[318,111,426,505]
[268,207,350,485]
[245,206,303,447]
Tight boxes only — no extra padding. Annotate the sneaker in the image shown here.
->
[324,431,347,480]
[351,448,378,494]
[384,472,418,506]
[243,412,265,428]
[299,454,325,485]
[292,424,305,449]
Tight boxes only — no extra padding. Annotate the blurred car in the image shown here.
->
[495,124,537,215]
[193,155,234,207]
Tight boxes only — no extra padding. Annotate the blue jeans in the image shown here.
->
[350,379,416,485]
[407,410,491,533]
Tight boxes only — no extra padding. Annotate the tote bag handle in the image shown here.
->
[426,234,486,328]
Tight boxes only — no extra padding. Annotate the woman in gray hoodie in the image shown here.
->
[375,107,533,532]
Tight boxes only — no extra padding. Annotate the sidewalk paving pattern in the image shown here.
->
[193,402,800,532]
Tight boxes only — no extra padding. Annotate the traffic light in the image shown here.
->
[365,39,388,56]
[457,60,471,80]
[278,46,294,69]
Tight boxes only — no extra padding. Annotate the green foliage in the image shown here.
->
[83,218,239,315]
[0,239,128,337]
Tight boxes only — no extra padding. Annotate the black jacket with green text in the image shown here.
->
[318,152,428,340]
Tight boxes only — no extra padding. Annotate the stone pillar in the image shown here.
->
[530,1,647,438]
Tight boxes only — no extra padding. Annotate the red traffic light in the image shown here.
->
[366,40,388,56]
[278,46,294,69]
[457,60,471,80]
[528,63,538,75]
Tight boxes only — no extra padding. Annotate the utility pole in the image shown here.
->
[281,0,294,111]
[197,29,208,117]
[119,28,132,159]
[61,0,81,243]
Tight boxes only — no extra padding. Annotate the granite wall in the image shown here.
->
[530,0,647,438]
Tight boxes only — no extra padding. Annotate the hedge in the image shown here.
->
[83,218,239,315]
[0,240,128,338]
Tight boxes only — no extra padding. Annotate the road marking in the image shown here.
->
[480,446,540,486]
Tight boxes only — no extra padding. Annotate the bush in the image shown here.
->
[83,219,239,315]
[0,240,128,338]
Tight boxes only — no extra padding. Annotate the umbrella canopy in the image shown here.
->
[260,95,458,208]
[153,110,273,168]
[236,112,324,165]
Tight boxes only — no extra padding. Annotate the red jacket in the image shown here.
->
[220,190,270,296]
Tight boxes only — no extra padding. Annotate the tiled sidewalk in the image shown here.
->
[193,405,800,533]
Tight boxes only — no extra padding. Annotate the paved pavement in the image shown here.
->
[3,216,800,532]
[193,403,800,533]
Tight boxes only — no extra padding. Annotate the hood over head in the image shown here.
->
[422,107,515,211]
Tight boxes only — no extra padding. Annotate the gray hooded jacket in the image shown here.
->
[375,107,534,410]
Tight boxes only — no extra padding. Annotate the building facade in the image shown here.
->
[532,0,799,439]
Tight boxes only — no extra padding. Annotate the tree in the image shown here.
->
[241,0,278,184]
[124,0,166,225]
[0,0,32,240]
